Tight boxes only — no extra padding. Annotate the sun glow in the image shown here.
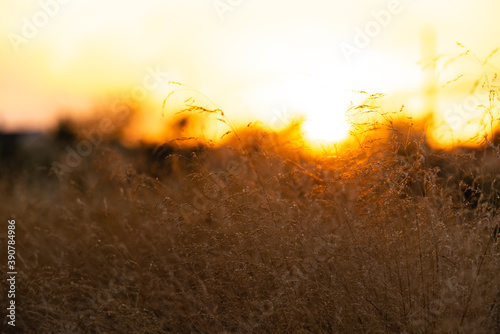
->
[279,73,355,145]
[303,112,350,143]
[1,1,500,150]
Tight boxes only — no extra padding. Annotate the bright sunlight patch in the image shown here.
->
[303,112,351,143]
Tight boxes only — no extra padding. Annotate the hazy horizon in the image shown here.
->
[1,0,499,147]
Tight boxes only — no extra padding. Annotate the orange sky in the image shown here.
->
[1,0,499,147]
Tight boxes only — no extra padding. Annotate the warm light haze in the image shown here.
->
[1,0,500,148]
[5,2,500,332]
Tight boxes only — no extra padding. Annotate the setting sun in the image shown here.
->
[303,111,351,143]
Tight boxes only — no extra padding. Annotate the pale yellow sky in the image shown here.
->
[1,0,499,144]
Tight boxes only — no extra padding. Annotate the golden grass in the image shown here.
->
[1,114,500,333]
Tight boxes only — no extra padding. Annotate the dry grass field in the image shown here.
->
[3,0,500,331]
[1,105,500,333]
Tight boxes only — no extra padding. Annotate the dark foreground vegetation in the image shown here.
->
[1,115,500,334]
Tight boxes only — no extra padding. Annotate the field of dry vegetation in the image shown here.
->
[1,104,500,333]
[2,53,500,332]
